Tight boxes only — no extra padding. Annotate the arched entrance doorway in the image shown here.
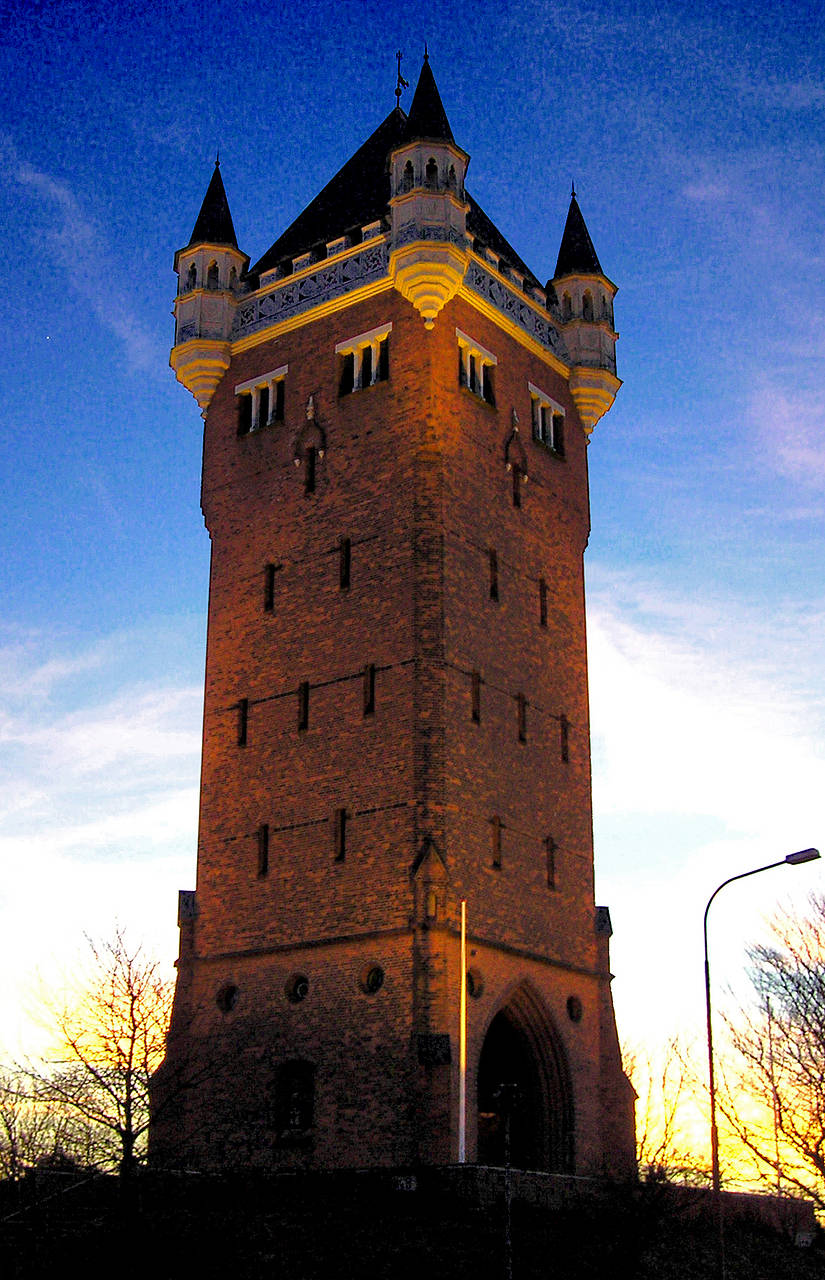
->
[476,987,573,1172]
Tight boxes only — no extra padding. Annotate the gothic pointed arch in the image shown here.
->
[476,980,573,1172]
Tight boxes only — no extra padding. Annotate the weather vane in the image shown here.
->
[395,50,409,106]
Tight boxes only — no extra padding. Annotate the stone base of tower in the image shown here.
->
[150,923,635,1178]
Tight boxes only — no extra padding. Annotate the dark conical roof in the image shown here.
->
[250,108,408,279]
[188,161,239,248]
[554,193,603,278]
[403,53,454,143]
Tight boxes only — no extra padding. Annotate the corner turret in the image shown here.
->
[171,160,249,413]
[549,190,620,437]
[389,54,470,328]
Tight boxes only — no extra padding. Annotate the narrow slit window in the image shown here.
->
[257,823,269,878]
[377,335,389,382]
[304,446,316,495]
[237,697,249,747]
[339,537,351,590]
[363,663,375,716]
[489,549,499,601]
[545,835,557,890]
[491,815,502,869]
[517,693,527,743]
[539,577,548,627]
[471,670,481,724]
[339,351,355,396]
[298,681,309,731]
[273,379,285,422]
[258,383,270,425]
[237,393,253,436]
[264,563,277,612]
[512,463,522,508]
[333,807,347,862]
[361,343,373,387]
[560,714,569,762]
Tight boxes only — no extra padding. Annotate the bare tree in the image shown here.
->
[25,931,174,1178]
[720,894,825,1210]
[625,1038,710,1186]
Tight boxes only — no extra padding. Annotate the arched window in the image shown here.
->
[402,160,414,193]
[206,260,219,289]
[186,262,197,291]
[562,292,572,321]
[425,157,438,188]
[274,1059,315,1135]
[229,266,237,290]
[447,164,457,191]
[582,290,594,321]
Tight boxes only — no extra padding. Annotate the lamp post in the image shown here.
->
[703,846,820,1278]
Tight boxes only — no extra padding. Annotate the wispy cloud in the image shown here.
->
[747,381,825,489]
[0,132,162,371]
[0,629,201,1059]
[588,574,825,1048]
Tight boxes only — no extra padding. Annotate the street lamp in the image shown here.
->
[703,846,820,1278]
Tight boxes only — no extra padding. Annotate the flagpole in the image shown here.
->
[458,898,467,1163]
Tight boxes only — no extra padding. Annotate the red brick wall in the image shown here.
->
[153,284,634,1176]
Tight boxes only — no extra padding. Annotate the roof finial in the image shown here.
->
[571,178,576,199]
[424,42,429,62]
[215,151,221,168]
[395,50,409,106]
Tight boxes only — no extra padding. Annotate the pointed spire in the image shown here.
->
[188,160,239,249]
[554,192,603,278]
[403,53,454,143]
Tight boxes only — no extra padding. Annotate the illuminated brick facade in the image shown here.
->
[151,58,636,1177]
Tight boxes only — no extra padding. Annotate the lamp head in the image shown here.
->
[785,848,821,866]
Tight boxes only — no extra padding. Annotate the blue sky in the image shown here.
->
[1,0,823,1062]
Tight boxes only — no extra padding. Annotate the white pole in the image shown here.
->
[458,898,467,1163]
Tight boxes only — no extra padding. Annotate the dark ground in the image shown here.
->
[0,1169,821,1279]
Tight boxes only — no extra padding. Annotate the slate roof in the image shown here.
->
[188,160,239,249]
[249,108,408,280]
[402,52,454,143]
[247,69,541,294]
[553,193,603,278]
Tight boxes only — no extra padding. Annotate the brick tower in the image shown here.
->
[151,57,636,1177]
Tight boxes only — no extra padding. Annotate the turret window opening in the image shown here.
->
[206,260,219,289]
[582,290,594,321]
[529,384,565,456]
[402,160,414,192]
[457,330,496,406]
[447,164,457,191]
[562,292,572,321]
[186,262,197,291]
[425,156,439,188]
[235,366,288,434]
[336,323,391,395]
